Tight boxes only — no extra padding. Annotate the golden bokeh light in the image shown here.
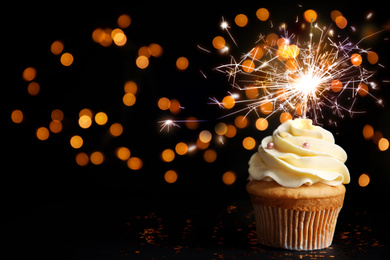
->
[149,43,163,57]
[127,157,143,170]
[116,147,131,161]
[111,28,127,46]
[245,86,259,99]
[225,124,237,138]
[280,112,292,123]
[378,137,389,151]
[175,142,188,155]
[222,171,236,185]
[358,173,370,187]
[164,170,178,184]
[367,51,379,65]
[266,33,278,46]
[235,14,248,27]
[176,57,189,71]
[335,16,348,29]
[235,115,248,128]
[136,55,149,69]
[303,9,317,23]
[242,59,255,73]
[255,118,268,131]
[60,52,74,66]
[124,81,138,94]
[123,93,136,106]
[243,136,256,150]
[157,97,171,110]
[117,14,131,28]
[90,151,104,165]
[351,53,362,66]
[75,152,89,166]
[11,109,23,123]
[109,123,123,137]
[161,148,175,162]
[70,135,83,149]
[95,112,108,125]
[49,120,62,133]
[212,36,226,50]
[22,67,37,82]
[331,80,343,93]
[203,149,217,163]
[222,95,235,109]
[36,127,49,141]
[78,115,92,129]
[169,99,181,114]
[27,82,40,96]
[199,130,212,143]
[357,83,369,97]
[50,40,64,55]
[256,8,269,21]
[215,122,228,136]
[260,101,273,114]
[362,124,374,140]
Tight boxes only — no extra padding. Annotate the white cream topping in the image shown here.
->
[248,119,350,187]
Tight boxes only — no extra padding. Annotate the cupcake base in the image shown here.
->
[253,204,341,250]
[247,180,345,251]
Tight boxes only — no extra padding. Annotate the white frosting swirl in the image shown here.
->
[248,119,350,188]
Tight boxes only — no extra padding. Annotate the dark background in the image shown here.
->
[3,1,390,258]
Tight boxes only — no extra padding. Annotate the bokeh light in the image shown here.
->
[242,137,256,150]
[203,149,217,163]
[22,67,37,81]
[164,170,178,184]
[362,124,374,140]
[176,57,189,71]
[222,171,236,185]
[70,135,83,149]
[161,148,175,162]
[117,14,131,28]
[90,151,104,165]
[109,123,123,137]
[358,173,370,187]
[256,8,269,21]
[127,157,143,170]
[36,127,49,141]
[235,14,248,27]
[11,110,23,124]
[60,52,74,66]
[50,40,64,55]
[79,115,92,129]
[378,137,389,151]
[116,147,131,161]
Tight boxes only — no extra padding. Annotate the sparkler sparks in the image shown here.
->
[212,11,383,125]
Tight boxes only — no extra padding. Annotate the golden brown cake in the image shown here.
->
[247,119,350,250]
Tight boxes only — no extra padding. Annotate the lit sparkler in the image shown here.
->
[212,12,383,125]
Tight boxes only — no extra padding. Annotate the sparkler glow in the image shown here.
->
[213,15,384,125]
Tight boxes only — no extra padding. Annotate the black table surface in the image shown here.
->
[2,195,389,259]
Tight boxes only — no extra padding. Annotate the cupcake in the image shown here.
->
[247,118,350,250]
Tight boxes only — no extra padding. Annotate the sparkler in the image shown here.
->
[212,12,383,125]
